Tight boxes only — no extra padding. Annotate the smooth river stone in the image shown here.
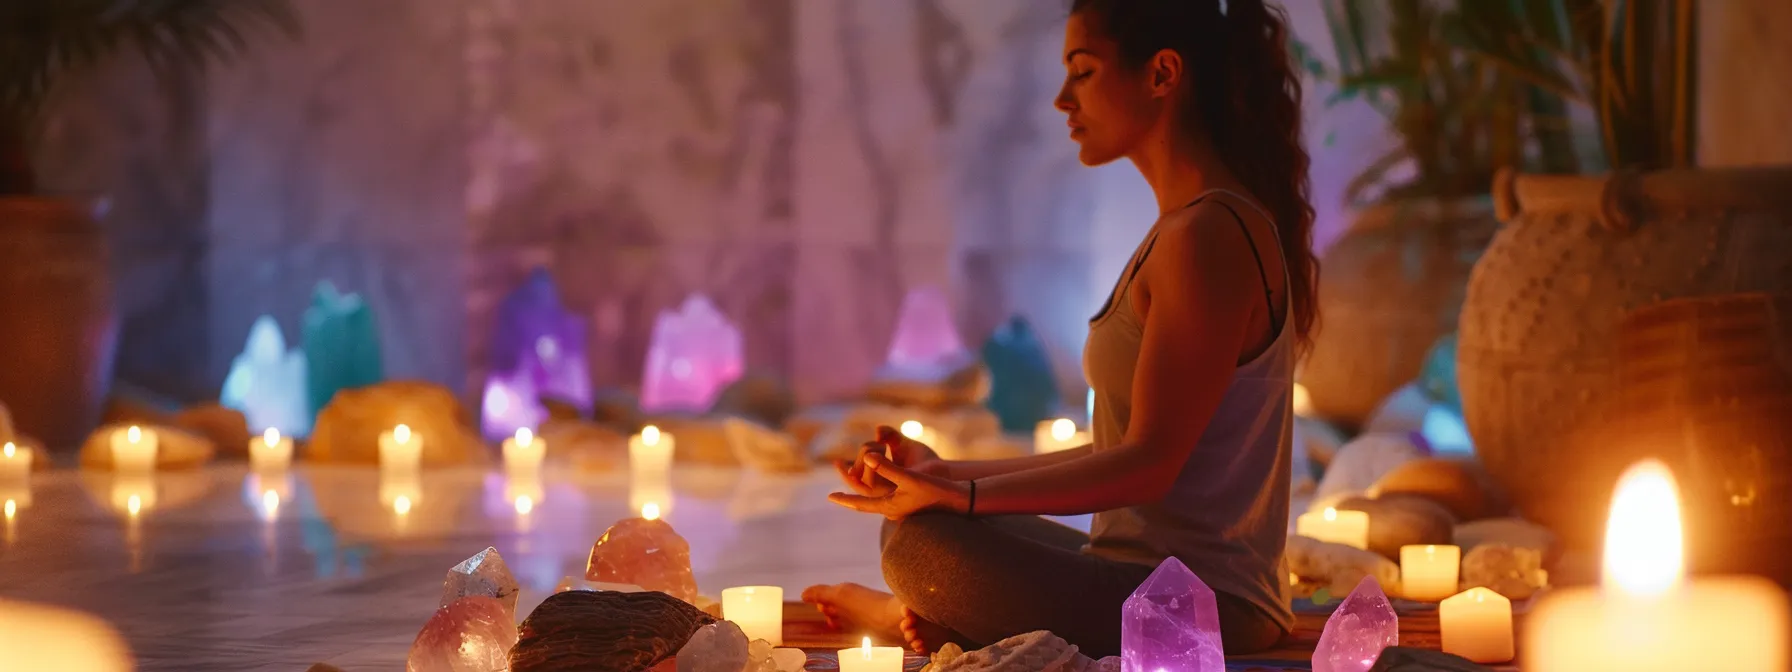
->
[1122,556,1225,672]
[1368,458,1507,521]
[1451,518,1555,556]
[1313,577,1399,672]
[509,590,716,672]
[441,547,520,621]
[1335,495,1457,561]
[406,596,517,672]
[1313,433,1426,508]
[587,517,700,603]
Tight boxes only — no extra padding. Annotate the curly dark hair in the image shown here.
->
[1070,0,1319,354]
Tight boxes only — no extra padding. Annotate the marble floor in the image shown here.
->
[0,463,1015,671]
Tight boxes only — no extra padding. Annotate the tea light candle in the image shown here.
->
[249,428,294,472]
[900,420,954,459]
[838,636,903,672]
[1440,588,1512,663]
[629,425,674,475]
[0,442,30,481]
[503,428,545,475]
[723,586,784,646]
[1525,459,1789,671]
[1033,418,1088,454]
[110,426,158,472]
[1400,544,1461,601]
[1295,507,1369,550]
[378,424,423,472]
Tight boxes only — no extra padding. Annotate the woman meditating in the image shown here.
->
[802,0,1317,658]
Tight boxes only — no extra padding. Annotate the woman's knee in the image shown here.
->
[879,514,974,606]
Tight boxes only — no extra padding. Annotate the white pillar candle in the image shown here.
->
[378,424,423,472]
[503,427,546,475]
[900,420,954,459]
[1400,544,1462,601]
[0,599,133,672]
[248,428,294,472]
[629,425,674,475]
[1033,418,1090,454]
[838,636,903,672]
[1525,459,1789,671]
[723,586,784,645]
[1440,587,1513,663]
[0,442,30,481]
[109,426,158,473]
[1295,507,1369,550]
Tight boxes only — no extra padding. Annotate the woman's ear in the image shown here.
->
[1147,48,1184,98]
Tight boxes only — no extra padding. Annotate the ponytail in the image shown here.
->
[1070,0,1320,355]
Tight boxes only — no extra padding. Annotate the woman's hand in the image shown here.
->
[837,426,949,494]
[828,452,970,520]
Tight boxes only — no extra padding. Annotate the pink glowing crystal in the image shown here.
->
[884,287,967,370]
[406,596,518,672]
[1121,556,1225,672]
[1313,577,1399,672]
[642,295,743,413]
[585,516,699,603]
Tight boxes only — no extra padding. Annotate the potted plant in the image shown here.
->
[0,1,297,450]
[1454,0,1792,555]
[1293,0,1562,430]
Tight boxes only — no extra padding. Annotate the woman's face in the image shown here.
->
[1055,13,1167,166]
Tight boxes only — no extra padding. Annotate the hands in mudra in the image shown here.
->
[830,425,970,520]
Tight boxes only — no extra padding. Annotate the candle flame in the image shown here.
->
[393,495,412,515]
[515,427,534,448]
[394,424,412,444]
[642,425,660,446]
[1050,418,1076,442]
[515,495,534,515]
[1603,459,1684,596]
[2,442,12,458]
[1322,507,1338,522]
[900,421,923,440]
[261,489,281,518]
[4,500,14,519]
[642,502,661,520]
[127,425,142,444]
[1292,383,1314,417]
[126,494,142,516]
[263,428,281,445]
[861,636,872,658]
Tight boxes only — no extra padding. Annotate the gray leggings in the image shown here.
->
[880,514,1286,658]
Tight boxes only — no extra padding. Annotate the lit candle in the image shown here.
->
[629,425,675,475]
[1033,418,1088,454]
[900,420,954,459]
[723,586,785,645]
[837,636,903,672]
[0,442,31,481]
[1295,507,1369,550]
[378,424,423,472]
[1400,544,1461,601]
[641,502,661,521]
[0,599,134,671]
[249,428,294,472]
[1292,382,1315,417]
[3,497,17,545]
[503,427,546,475]
[1525,459,1789,671]
[109,426,158,472]
[1440,588,1513,663]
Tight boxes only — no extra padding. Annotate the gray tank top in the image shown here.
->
[1081,188,1295,632]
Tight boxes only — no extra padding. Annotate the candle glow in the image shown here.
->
[899,421,922,440]
[394,424,411,444]
[642,502,660,521]
[0,441,29,482]
[642,425,660,446]
[838,635,903,672]
[1295,506,1370,550]
[1050,419,1075,442]
[722,586,785,645]
[393,495,412,515]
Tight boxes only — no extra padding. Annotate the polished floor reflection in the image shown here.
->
[0,464,895,671]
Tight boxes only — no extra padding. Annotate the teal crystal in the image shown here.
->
[1418,333,1461,413]
[302,281,384,419]
[981,315,1058,432]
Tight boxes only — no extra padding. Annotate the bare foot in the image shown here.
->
[800,583,906,644]
[898,605,971,655]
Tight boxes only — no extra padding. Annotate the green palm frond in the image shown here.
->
[0,0,301,122]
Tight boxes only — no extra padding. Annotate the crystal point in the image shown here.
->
[1122,556,1225,672]
[675,621,750,672]
[642,294,744,413]
[221,315,311,436]
[885,287,967,371]
[585,516,699,603]
[1313,576,1399,672]
[406,596,517,672]
[485,269,592,439]
[442,547,520,621]
[303,282,384,422]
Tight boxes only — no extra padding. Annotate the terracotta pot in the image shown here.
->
[1300,197,1498,428]
[1614,293,1792,585]
[0,197,118,450]
[1460,167,1792,548]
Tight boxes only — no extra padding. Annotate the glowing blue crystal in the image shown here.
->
[221,315,311,435]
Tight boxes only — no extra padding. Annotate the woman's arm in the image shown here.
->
[966,207,1264,516]
[938,445,1094,481]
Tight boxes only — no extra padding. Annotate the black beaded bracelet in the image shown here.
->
[967,479,977,517]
